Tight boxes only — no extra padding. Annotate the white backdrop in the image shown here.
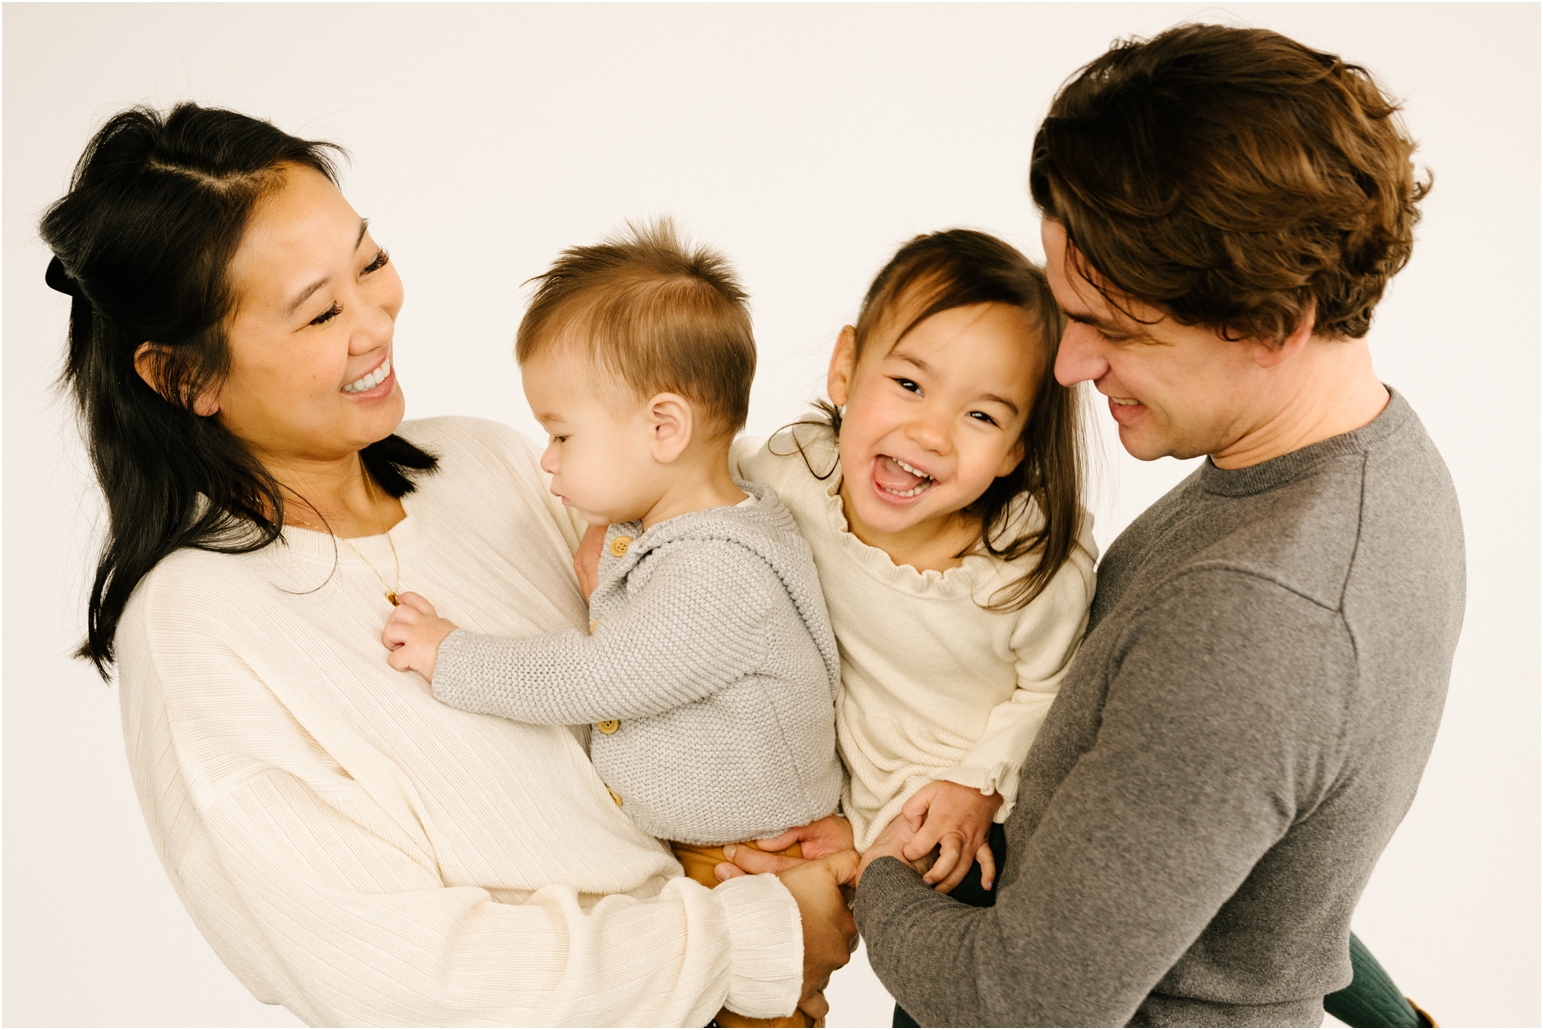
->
[3,4,1537,1027]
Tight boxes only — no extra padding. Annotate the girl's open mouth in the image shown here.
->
[872,455,934,499]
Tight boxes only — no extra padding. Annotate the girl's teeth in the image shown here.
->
[344,356,391,393]
[893,457,931,480]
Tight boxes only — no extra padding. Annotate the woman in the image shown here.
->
[41,102,855,1027]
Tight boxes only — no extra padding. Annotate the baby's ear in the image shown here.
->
[826,326,858,406]
[134,342,220,416]
[646,392,694,463]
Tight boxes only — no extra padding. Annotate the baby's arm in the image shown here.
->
[898,781,1003,893]
[425,539,777,726]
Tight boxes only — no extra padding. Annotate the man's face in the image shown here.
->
[1042,220,1268,463]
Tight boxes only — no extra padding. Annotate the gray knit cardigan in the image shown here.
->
[434,482,844,845]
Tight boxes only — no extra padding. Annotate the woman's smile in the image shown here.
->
[343,350,395,397]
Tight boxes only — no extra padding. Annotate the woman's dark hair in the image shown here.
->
[40,103,436,679]
[790,229,1084,611]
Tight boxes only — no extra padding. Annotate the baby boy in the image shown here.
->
[381,222,843,925]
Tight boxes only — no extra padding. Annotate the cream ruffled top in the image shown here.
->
[735,424,1098,850]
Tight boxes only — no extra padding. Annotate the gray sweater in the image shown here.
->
[855,390,1465,1026]
[434,483,844,845]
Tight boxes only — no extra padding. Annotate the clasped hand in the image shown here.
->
[381,592,458,683]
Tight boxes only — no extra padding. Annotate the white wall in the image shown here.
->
[4,4,1536,1026]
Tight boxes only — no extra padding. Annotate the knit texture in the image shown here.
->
[435,481,844,845]
[855,390,1466,1027]
[734,426,1098,849]
[114,416,804,1027]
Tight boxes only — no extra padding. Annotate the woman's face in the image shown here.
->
[213,163,404,468]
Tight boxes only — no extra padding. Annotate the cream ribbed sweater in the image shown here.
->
[735,426,1098,850]
[115,416,802,1028]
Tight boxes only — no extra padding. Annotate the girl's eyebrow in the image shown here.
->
[977,392,1020,416]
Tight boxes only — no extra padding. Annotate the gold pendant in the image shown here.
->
[386,591,399,606]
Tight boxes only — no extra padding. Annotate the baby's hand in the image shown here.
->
[900,780,1003,894]
[574,523,607,602]
[382,592,459,684]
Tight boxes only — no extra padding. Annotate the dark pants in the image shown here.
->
[889,831,1426,1029]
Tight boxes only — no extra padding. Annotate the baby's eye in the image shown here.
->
[363,248,390,274]
[309,302,341,327]
[550,435,569,445]
[891,377,921,394]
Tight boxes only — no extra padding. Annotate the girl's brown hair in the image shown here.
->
[793,229,1084,611]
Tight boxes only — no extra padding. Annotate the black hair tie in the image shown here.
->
[46,255,81,298]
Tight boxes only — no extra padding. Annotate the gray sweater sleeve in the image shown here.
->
[854,569,1354,1027]
[433,539,774,725]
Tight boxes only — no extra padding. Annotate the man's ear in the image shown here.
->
[645,392,694,463]
[134,342,219,416]
[1254,299,1317,370]
[827,326,858,407]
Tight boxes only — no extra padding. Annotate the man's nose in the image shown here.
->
[1054,323,1108,387]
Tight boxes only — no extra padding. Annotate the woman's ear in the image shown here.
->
[645,392,694,464]
[134,342,219,416]
[827,325,858,406]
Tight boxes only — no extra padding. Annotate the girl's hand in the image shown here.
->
[753,813,854,861]
[382,592,458,684]
[574,523,607,602]
[900,780,1003,894]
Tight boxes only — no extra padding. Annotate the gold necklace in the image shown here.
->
[292,467,402,605]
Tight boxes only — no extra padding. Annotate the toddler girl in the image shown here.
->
[735,229,1096,897]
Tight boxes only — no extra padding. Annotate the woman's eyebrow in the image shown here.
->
[284,218,370,316]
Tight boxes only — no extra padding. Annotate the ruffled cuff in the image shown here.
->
[713,872,803,1018]
[933,763,1021,822]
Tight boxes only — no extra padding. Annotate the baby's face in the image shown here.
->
[522,346,657,526]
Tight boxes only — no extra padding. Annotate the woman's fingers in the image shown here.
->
[712,861,746,882]
[720,843,805,876]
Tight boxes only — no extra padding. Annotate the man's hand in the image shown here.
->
[382,592,458,683]
[574,523,606,602]
[900,780,1003,893]
[753,813,854,861]
[855,812,932,887]
[720,846,860,1022]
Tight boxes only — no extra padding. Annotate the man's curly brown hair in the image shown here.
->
[1029,23,1431,343]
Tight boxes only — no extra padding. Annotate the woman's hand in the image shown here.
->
[752,813,854,861]
[574,523,606,602]
[899,780,1003,893]
[382,592,458,683]
[719,846,860,1022]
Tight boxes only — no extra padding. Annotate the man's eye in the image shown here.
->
[309,302,341,327]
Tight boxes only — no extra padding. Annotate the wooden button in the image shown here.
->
[607,787,623,806]
[609,535,633,557]
[597,720,620,735]
[589,619,598,635]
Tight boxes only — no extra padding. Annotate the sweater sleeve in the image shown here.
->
[854,569,1351,1027]
[434,539,775,725]
[931,538,1096,817]
[119,586,804,1027]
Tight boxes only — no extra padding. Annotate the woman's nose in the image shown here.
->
[349,289,398,354]
[1054,323,1109,387]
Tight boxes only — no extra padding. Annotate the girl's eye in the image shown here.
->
[363,248,390,274]
[892,377,921,394]
[968,410,1002,427]
[309,302,341,327]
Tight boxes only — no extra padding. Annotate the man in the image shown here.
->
[851,23,1464,1026]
